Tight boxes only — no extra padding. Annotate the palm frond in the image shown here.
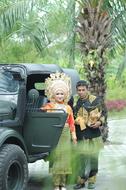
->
[0,0,35,35]
[116,50,126,79]
[18,19,50,53]
[104,0,126,51]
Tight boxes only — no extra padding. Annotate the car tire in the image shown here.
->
[0,144,28,190]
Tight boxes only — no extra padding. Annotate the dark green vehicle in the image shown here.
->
[0,63,79,190]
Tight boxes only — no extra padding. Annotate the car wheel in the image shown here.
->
[0,144,28,190]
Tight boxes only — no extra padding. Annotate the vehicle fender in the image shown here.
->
[0,127,28,160]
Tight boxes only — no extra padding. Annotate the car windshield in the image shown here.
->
[0,71,19,94]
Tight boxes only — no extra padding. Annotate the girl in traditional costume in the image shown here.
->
[40,72,77,190]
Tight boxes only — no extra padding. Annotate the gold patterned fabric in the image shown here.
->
[75,94,104,131]
[75,107,101,131]
[50,125,72,175]
[53,174,66,186]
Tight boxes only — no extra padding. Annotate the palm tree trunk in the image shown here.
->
[76,0,112,141]
[83,50,108,141]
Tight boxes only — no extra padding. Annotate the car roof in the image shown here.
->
[0,63,80,95]
[21,63,63,75]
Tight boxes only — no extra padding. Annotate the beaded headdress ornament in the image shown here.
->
[45,72,71,103]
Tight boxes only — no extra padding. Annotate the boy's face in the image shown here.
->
[76,85,88,99]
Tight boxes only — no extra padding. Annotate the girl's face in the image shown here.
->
[54,90,65,103]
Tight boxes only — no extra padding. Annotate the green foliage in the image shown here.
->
[106,74,126,100]
[47,6,68,36]
[108,108,126,119]
[0,0,76,67]
[0,0,51,54]
[0,0,34,36]
[0,0,126,85]
[0,40,41,63]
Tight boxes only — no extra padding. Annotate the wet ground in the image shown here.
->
[28,118,126,190]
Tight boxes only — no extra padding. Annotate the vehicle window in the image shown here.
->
[34,82,45,90]
[0,71,19,94]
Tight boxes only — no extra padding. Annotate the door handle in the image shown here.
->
[52,124,64,128]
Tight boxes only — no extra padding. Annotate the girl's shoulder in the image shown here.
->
[41,102,55,110]
[66,104,73,114]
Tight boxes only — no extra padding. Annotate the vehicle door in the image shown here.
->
[23,110,67,155]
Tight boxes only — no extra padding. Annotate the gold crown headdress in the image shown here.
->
[45,72,71,103]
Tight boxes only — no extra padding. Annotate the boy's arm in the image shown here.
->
[91,97,105,128]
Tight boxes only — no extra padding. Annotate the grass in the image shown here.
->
[106,86,126,100]
[106,82,126,120]
[108,108,126,120]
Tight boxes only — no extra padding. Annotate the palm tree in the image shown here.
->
[76,0,126,141]
[76,0,112,141]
